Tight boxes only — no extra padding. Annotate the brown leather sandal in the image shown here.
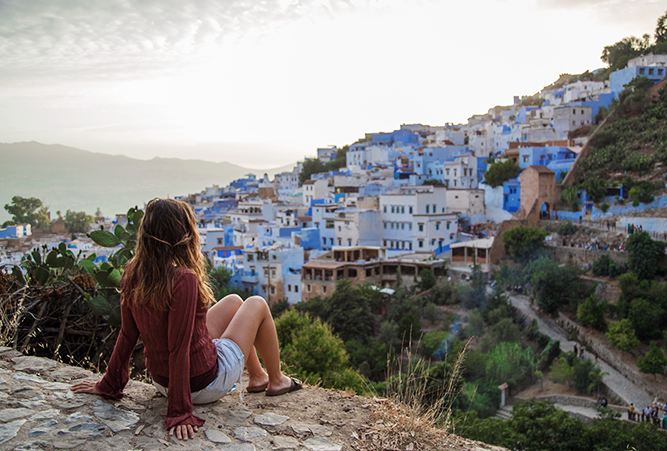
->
[266,378,302,397]
[246,382,268,393]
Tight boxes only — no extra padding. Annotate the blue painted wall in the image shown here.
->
[610,66,666,97]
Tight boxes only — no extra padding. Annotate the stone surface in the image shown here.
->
[65,412,93,424]
[0,408,35,423]
[303,437,343,451]
[29,409,60,422]
[254,412,289,427]
[13,373,47,384]
[52,439,86,449]
[0,419,27,445]
[12,357,57,372]
[219,444,256,451]
[62,422,108,440]
[232,426,268,442]
[205,428,232,444]
[12,440,49,450]
[28,420,58,437]
[92,400,140,432]
[272,435,300,450]
[291,422,333,437]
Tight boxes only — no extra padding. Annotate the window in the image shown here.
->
[418,223,424,232]
[391,222,395,229]
[295,285,299,293]
[384,222,387,229]
[431,239,436,246]
[217,238,223,245]
[338,238,342,246]
[391,206,395,213]
[409,206,413,214]
[323,237,327,245]
[401,206,405,214]
[454,180,457,187]
[347,239,352,246]
[384,240,388,247]
[409,242,413,250]
[323,286,327,294]
[383,205,387,213]
[288,284,292,292]
[573,108,576,114]
[418,240,423,248]
[338,226,341,231]
[450,233,455,239]
[401,223,405,230]
[648,68,654,75]
[409,223,413,230]
[433,204,436,212]
[248,255,254,261]
[270,286,275,295]
[271,269,276,278]
[436,222,440,230]
[581,109,585,115]
[447,222,450,230]
[522,155,528,162]
[307,284,311,292]
[330,238,334,245]
[426,205,429,213]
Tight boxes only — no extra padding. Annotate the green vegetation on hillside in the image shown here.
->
[298,146,348,184]
[483,159,521,188]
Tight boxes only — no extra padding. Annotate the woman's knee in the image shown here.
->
[219,294,243,307]
[245,296,270,313]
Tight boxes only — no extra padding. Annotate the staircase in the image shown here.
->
[494,405,513,420]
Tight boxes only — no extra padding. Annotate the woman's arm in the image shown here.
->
[164,271,205,429]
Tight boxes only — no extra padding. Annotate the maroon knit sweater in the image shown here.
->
[96,267,218,428]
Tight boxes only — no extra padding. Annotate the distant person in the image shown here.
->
[72,199,301,441]
[628,403,635,421]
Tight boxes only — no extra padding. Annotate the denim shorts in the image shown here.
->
[152,338,245,404]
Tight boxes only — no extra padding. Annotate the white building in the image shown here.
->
[303,179,331,206]
[562,80,608,103]
[627,53,667,67]
[380,186,458,254]
[553,106,593,139]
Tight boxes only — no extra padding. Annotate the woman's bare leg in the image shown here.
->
[221,296,291,393]
[207,294,268,388]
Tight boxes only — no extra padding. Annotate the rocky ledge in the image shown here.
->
[0,347,505,451]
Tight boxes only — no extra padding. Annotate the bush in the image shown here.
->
[484,160,521,188]
[576,295,607,331]
[592,254,625,277]
[537,339,561,371]
[503,226,548,263]
[626,231,665,280]
[558,221,578,236]
[600,203,610,213]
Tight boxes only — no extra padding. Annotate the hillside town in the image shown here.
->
[2,53,667,306]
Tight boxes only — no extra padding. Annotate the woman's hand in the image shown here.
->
[169,424,197,441]
[71,380,102,395]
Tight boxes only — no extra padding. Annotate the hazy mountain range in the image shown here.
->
[0,142,294,223]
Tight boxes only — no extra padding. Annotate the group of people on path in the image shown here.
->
[627,402,667,428]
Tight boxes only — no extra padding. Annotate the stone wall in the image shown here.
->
[557,314,667,403]
[544,246,628,267]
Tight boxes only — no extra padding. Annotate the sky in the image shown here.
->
[0,0,665,168]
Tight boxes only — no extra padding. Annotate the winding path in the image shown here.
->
[509,294,652,410]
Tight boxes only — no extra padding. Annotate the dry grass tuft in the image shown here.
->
[354,339,469,451]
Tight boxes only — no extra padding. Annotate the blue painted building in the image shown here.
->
[372,129,421,146]
[502,178,521,213]
[568,93,615,119]
[610,66,666,98]
[518,146,577,171]
[515,106,540,124]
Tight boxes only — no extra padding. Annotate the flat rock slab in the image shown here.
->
[232,426,268,442]
[291,422,333,437]
[220,444,256,451]
[254,412,290,427]
[29,409,60,422]
[65,412,93,424]
[13,440,50,450]
[61,422,108,440]
[52,439,86,449]
[29,420,58,437]
[205,429,232,444]
[271,435,300,450]
[12,357,57,372]
[92,400,140,432]
[303,437,343,451]
[0,408,35,422]
[0,419,27,445]
[13,373,47,384]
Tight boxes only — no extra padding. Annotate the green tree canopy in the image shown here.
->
[606,319,640,354]
[626,231,665,280]
[577,295,607,331]
[637,342,667,378]
[64,210,94,234]
[628,298,662,342]
[3,196,45,228]
[532,261,585,316]
[483,160,521,188]
[502,226,548,263]
[274,310,365,392]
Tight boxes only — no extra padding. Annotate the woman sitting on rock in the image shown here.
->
[72,198,301,441]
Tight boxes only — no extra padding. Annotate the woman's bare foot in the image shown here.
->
[247,371,269,391]
[266,374,294,395]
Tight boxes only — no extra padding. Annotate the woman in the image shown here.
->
[72,198,300,441]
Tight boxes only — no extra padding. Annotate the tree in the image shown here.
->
[208,266,252,302]
[601,36,647,72]
[274,310,365,392]
[606,319,640,355]
[577,295,607,331]
[532,263,585,316]
[483,160,521,188]
[298,159,327,184]
[64,210,94,234]
[418,268,436,292]
[637,342,667,378]
[656,10,667,43]
[628,298,662,342]
[502,226,548,263]
[626,231,665,280]
[3,196,44,227]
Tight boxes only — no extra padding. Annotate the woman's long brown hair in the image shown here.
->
[121,198,215,310]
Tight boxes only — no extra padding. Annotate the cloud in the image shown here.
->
[0,0,364,83]
[529,0,665,29]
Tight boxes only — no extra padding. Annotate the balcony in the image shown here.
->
[241,274,259,284]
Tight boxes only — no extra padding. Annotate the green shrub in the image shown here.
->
[558,221,577,236]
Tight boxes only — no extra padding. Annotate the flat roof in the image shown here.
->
[450,237,495,249]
